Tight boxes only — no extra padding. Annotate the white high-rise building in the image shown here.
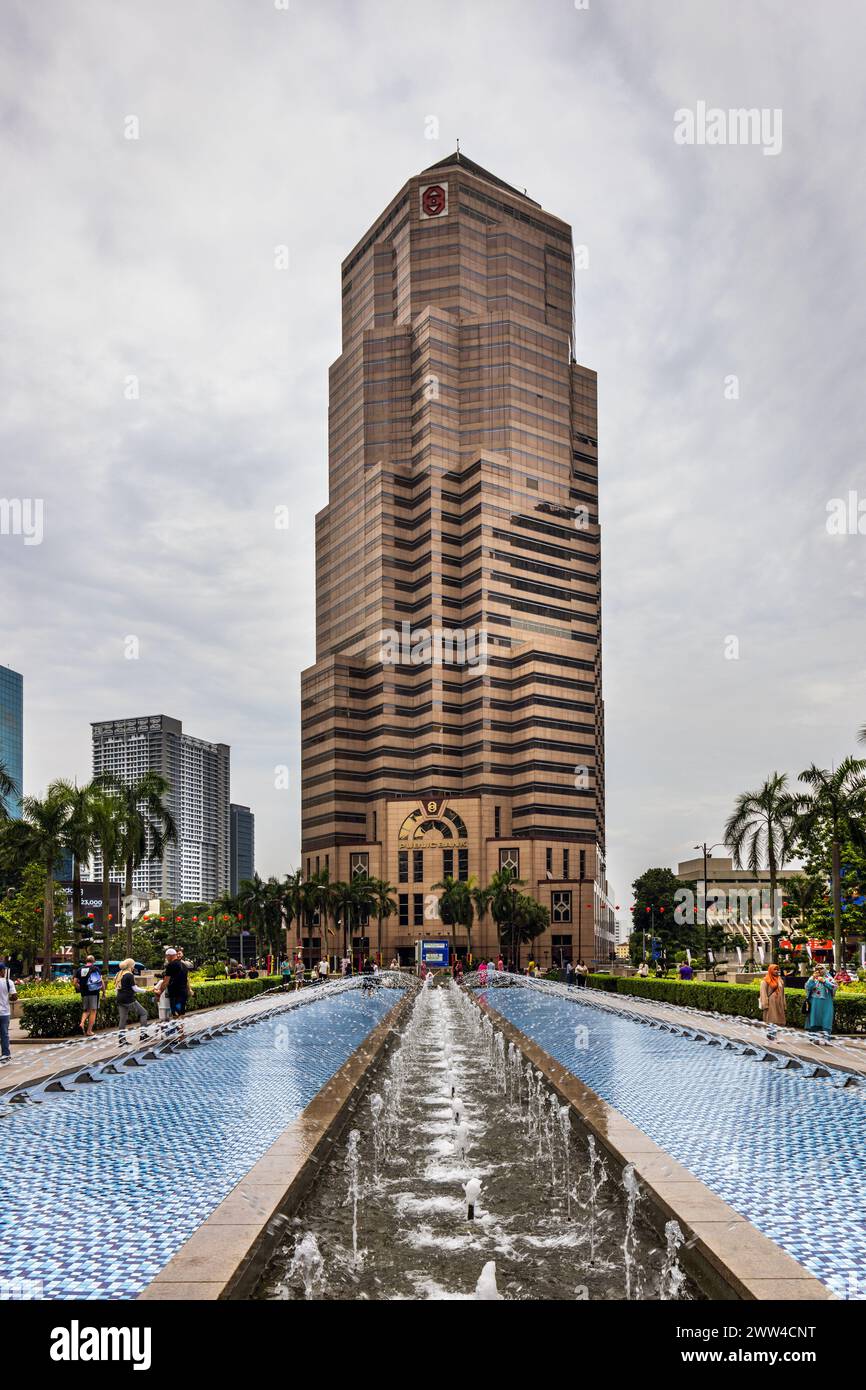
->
[91,714,230,905]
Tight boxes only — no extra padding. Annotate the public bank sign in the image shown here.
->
[420,939,450,967]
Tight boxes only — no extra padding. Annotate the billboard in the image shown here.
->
[60,881,122,932]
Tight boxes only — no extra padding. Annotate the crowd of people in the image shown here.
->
[72,947,195,1044]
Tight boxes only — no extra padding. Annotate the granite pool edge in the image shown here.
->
[138,986,414,1302]
[472,990,833,1303]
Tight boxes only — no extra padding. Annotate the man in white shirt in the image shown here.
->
[317,957,330,983]
[0,965,18,1062]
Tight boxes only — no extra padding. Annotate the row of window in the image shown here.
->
[397,848,469,883]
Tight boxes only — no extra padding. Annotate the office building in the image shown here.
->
[300,152,609,965]
[91,715,230,904]
[229,803,255,895]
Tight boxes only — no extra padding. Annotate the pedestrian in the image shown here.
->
[294,958,305,990]
[565,960,574,987]
[478,959,488,987]
[317,957,330,985]
[154,948,191,1038]
[805,965,837,1040]
[679,959,694,981]
[390,956,400,970]
[758,963,786,1039]
[156,950,174,1031]
[114,958,151,1045]
[575,959,589,988]
[487,958,496,977]
[637,960,649,979]
[0,965,18,1063]
[496,956,504,972]
[341,955,350,976]
[75,954,105,1036]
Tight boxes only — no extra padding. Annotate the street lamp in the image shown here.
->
[694,842,722,978]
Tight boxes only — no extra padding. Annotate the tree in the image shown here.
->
[98,771,177,956]
[52,779,97,970]
[793,758,866,967]
[0,757,18,822]
[0,863,69,974]
[19,788,71,981]
[370,878,397,963]
[469,880,491,964]
[487,867,526,965]
[283,869,306,960]
[724,772,797,964]
[88,789,126,971]
[630,866,696,966]
[237,873,269,961]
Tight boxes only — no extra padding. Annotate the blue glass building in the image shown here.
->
[0,664,23,817]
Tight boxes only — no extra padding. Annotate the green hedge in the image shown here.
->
[19,976,283,1039]
[585,974,866,1034]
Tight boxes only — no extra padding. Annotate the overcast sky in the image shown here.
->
[1,0,864,915]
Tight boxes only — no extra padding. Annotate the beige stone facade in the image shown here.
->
[301,152,611,968]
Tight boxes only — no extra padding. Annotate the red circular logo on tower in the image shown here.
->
[421,184,446,217]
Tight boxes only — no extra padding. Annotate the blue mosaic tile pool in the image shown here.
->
[480,984,866,1300]
[0,987,398,1300]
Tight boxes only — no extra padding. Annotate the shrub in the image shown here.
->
[19,976,283,1039]
[585,975,866,1034]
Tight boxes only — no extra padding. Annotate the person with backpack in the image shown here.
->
[114,958,151,1045]
[75,955,105,1036]
[0,965,18,1062]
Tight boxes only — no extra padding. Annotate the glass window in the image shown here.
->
[399,893,409,928]
[552,891,572,923]
[499,847,520,875]
[413,893,424,927]
[413,849,424,882]
[398,850,408,883]
[442,848,454,879]
[458,848,468,882]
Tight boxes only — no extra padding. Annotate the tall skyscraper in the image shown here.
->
[91,715,230,904]
[229,803,255,895]
[0,664,23,817]
[301,152,610,966]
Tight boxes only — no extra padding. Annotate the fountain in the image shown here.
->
[622,1163,643,1300]
[289,1232,325,1299]
[475,1261,502,1299]
[257,981,699,1302]
[464,1177,482,1220]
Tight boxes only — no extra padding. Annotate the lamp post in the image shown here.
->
[694,842,722,979]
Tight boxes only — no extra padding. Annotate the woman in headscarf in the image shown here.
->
[805,964,837,1040]
[758,963,786,1038]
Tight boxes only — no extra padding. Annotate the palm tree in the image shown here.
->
[793,758,866,968]
[370,878,397,963]
[469,880,491,965]
[98,772,177,955]
[333,879,360,963]
[19,788,71,982]
[283,869,306,961]
[0,757,18,822]
[431,873,460,955]
[487,867,525,966]
[52,779,98,970]
[88,789,126,971]
[724,773,797,964]
[301,873,326,968]
[237,872,269,965]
